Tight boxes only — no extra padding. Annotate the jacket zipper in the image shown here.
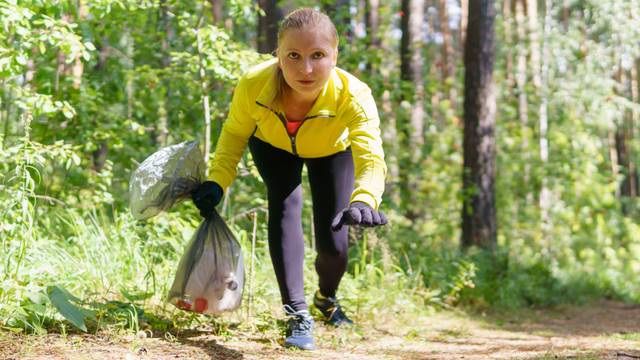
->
[256,101,335,156]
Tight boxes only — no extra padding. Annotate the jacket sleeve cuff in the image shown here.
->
[350,193,379,210]
[207,174,230,194]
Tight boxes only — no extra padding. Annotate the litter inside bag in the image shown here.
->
[129,141,244,315]
[168,210,244,315]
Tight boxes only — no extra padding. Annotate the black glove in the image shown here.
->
[191,181,223,218]
[331,201,388,232]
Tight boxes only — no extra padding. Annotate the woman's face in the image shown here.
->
[277,27,337,101]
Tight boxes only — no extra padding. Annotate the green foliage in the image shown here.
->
[47,285,95,332]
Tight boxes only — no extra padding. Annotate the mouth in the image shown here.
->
[298,80,315,85]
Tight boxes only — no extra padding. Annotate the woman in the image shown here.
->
[191,8,387,350]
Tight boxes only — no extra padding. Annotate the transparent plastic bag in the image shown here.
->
[129,141,244,315]
[129,141,204,221]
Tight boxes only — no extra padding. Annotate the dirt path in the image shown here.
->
[2,300,640,359]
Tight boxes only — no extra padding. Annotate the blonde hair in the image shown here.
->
[274,8,339,104]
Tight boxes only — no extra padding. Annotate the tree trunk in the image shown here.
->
[460,0,468,51]
[156,0,173,147]
[439,0,456,107]
[92,36,110,171]
[399,0,425,218]
[257,0,280,54]
[208,0,223,24]
[461,0,497,250]
[539,0,552,249]
[609,119,621,198]
[92,142,108,171]
[400,0,411,83]
[409,0,425,163]
[503,0,514,88]
[382,90,400,204]
[377,2,399,204]
[614,59,639,215]
[365,0,380,76]
[526,0,541,88]
[515,0,531,204]
[71,0,87,89]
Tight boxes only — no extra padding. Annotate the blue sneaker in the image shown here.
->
[313,290,354,327]
[283,305,316,350]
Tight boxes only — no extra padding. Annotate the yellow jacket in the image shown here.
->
[209,58,387,209]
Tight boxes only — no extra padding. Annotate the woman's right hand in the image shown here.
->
[191,181,223,218]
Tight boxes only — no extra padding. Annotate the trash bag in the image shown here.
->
[168,210,244,314]
[129,141,244,315]
[129,141,204,221]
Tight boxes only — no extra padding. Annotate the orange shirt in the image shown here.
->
[285,119,304,136]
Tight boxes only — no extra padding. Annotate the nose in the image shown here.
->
[300,59,313,75]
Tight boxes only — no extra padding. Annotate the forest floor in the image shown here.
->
[2,300,640,360]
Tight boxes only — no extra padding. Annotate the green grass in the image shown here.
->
[0,198,432,338]
[612,332,640,341]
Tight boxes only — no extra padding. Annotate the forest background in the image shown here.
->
[1,0,639,345]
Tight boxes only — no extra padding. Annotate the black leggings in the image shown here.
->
[249,137,354,311]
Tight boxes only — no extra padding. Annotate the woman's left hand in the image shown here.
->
[331,201,388,231]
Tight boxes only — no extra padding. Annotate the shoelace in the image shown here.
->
[315,295,338,315]
[315,294,351,324]
[283,304,313,336]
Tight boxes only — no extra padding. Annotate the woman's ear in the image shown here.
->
[332,49,338,67]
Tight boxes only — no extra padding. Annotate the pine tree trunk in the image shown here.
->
[156,0,173,147]
[365,0,380,76]
[631,59,639,197]
[503,0,514,88]
[71,0,87,90]
[539,0,552,248]
[614,58,639,214]
[515,0,531,205]
[460,0,468,51]
[439,0,457,109]
[400,0,411,83]
[382,90,400,204]
[257,0,280,54]
[461,0,497,250]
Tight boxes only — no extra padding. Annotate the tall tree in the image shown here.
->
[460,0,468,51]
[399,0,426,217]
[539,0,552,245]
[439,0,456,106]
[616,65,639,212]
[257,0,280,54]
[400,0,425,161]
[461,0,497,249]
[526,0,540,88]
[503,0,514,88]
[156,0,174,148]
[364,0,380,76]
[514,0,532,204]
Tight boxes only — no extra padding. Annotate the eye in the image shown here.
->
[312,52,325,59]
[287,52,300,60]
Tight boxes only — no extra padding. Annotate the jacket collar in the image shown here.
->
[255,62,339,119]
